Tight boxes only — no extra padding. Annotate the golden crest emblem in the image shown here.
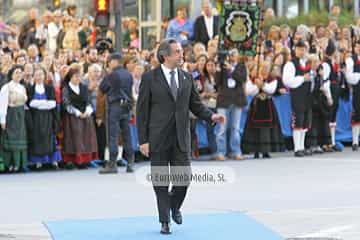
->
[225,11,252,43]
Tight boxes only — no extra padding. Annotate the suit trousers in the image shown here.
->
[150,138,191,223]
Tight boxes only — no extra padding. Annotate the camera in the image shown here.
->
[95,38,113,54]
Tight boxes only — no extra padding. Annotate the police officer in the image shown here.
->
[99,52,135,173]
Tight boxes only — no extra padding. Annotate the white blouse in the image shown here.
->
[0,81,27,124]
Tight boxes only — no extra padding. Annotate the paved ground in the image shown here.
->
[0,148,359,240]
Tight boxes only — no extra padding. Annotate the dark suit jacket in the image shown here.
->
[136,67,213,153]
[193,15,219,46]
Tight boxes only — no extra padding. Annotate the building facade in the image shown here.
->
[1,0,360,49]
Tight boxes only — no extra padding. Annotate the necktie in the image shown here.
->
[170,70,177,99]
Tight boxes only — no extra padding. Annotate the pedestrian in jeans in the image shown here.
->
[215,50,247,161]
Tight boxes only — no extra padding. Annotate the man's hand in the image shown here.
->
[304,74,311,81]
[279,88,287,94]
[328,98,334,106]
[211,114,226,124]
[1,123,5,130]
[96,119,102,127]
[140,143,150,158]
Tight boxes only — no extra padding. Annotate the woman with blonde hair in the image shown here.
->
[62,18,81,51]
[27,66,62,169]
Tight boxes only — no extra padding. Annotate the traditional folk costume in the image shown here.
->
[0,78,7,171]
[323,40,342,151]
[283,41,312,157]
[62,82,98,165]
[242,76,284,158]
[26,83,62,168]
[305,64,332,153]
[0,78,28,172]
[345,47,360,151]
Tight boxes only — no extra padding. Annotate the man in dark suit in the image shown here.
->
[193,0,219,47]
[136,38,224,234]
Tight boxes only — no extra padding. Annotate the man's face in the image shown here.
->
[202,2,212,17]
[166,43,183,68]
[89,50,98,62]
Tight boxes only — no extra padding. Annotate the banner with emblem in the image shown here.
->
[219,3,261,56]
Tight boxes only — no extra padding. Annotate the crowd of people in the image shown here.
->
[0,1,360,173]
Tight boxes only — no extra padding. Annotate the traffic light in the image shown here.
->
[53,0,61,8]
[96,0,109,13]
[95,0,110,27]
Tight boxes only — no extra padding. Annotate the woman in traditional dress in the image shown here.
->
[61,67,98,168]
[242,62,285,158]
[27,67,62,169]
[0,65,28,172]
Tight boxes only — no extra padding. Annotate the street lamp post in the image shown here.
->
[114,0,123,53]
[355,0,360,18]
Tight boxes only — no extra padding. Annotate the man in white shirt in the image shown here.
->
[283,40,312,157]
[193,0,219,47]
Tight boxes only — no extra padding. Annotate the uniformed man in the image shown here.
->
[99,52,135,173]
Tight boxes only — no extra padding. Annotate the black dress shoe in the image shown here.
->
[171,208,183,225]
[160,223,171,234]
[352,144,359,151]
[126,165,134,173]
[262,153,271,158]
[304,149,313,156]
[294,151,305,157]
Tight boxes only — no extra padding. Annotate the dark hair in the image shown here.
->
[157,38,178,64]
[63,67,80,86]
[204,58,216,80]
[8,65,24,80]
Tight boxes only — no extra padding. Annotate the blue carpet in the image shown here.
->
[45,212,284,240]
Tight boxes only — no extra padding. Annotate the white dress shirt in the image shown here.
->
[161,64,179,88]
[283,58,308,89]
[204,15,214,39]
[345,56,360,85]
